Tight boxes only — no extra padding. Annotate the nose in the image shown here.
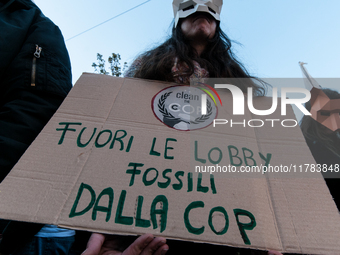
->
[327,112,340,131]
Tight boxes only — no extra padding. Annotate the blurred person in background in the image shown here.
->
[300,87,340,210]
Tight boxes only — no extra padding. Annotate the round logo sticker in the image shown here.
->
[152,86,217,131]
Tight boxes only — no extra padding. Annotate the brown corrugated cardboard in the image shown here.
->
[0,73,339,254]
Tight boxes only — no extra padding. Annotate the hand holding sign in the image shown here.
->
[82,233,283,255]
[82,233,168,255]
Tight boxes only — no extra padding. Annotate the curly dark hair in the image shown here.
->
[133,20,266,96]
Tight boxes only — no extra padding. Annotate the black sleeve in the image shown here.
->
[0,88,67,182]
[0,0,72,182]
[0,1,72,252]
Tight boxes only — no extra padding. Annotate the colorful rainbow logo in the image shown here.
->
[196,81,222,106]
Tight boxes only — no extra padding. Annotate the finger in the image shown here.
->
[140,237,167,255]
[82,233,106,255]
[152,243,169,255]
[268,250,283,255]
[122,234,154,255]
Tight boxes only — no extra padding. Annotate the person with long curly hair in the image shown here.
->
[124,0,265,96]
[82,1,282,255]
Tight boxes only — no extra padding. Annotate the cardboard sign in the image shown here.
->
[0,73,339,254]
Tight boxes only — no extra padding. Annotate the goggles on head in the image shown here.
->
[172,0,223,27]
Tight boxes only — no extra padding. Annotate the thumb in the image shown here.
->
[82,233,106,255]
[268,250,283,255]
[122,234,154,255]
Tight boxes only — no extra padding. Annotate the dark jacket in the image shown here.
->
[304,136,340,211]
[0,0,72,253]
